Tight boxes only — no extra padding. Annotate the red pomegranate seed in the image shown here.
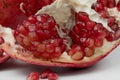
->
[84,47,95,57]
[117,0,120,11]
[27,72,40,80]
[107,0,116,8]
[91,2,105,13]
[107,17,116,26]
[97,0,107,7]
[86,21,96,30]
[48,73,58,80]
[40,69,51,79]
[75,12,90,22]
[69,45,84,60]
[106,32,115,41]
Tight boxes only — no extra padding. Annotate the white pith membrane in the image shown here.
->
[0,0,120,67]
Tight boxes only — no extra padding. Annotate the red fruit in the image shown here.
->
[107,0,116,8]
[0,0,27,29]
[48,73,58,80]
[0,0,120,68]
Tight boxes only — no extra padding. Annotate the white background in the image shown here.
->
[0,46,120,80]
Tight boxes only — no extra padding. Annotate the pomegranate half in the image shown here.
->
[0,0,120,68]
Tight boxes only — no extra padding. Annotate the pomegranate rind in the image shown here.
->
[0,26,120,68]
[0,54,9,64]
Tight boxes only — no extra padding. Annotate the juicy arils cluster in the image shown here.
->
[92,0,120,41]
[14,2,119,60]
[14,14,66,59]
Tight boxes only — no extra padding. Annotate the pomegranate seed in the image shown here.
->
[40,69,51,79]
[71,51,84,60]
[109,23,119,31]
[115,29,120,40]
[94,38,104,47]
[106,32,115,41]
[27,72,40,80]
[97,0,107,7]
[91,2,105,13]
[86,21,96,30]
[84,47,95,57]
[48,73,58,80]
[69,45,84,60]
[107,0,116,8]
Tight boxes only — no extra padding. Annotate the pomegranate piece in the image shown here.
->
[0,0,27,29]
[14,14,66,59]
[0,0,120,68]
[22,0,55,16]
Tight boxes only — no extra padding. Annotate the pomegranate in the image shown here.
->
[0,0,120,68]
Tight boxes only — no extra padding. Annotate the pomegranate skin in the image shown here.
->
[3,42,119,68]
